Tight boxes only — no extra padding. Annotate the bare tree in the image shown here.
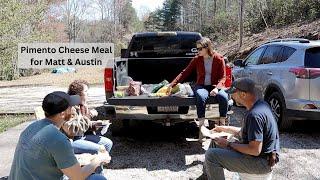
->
[258,1,269,29]
[239,0,244,49]
[213,0,217,24]
[224,0,227,12]
[96,0,112,20]
[61,0,88,42]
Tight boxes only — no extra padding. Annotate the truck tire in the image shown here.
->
[267,92,292,130]
[111,119,129,136]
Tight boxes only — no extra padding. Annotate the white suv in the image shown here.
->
[233,39,320,130]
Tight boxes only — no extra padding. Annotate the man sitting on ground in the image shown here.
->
[9,91,110,180]
[203,78,280,179]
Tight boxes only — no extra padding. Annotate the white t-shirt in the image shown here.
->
[204,57,213,85]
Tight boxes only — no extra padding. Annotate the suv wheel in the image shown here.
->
[267,92,292,130]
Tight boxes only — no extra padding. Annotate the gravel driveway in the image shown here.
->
[103,106,320,180]
[0,85,105,113]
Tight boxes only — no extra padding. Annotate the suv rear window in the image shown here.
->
[129,34,201,58]
[305,47,320,68]
[279,46,296,62]
[259,45,282,64]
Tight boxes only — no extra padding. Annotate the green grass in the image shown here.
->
[0,114,34,133]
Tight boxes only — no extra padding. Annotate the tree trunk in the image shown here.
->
[225,0,227,12]
[213,0,217,24]
[259,1,269,29]
[199,0,202,30]
[204,0,208,23]
[239,0,244,49]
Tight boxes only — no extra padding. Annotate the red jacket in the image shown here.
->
[171,52,226,88]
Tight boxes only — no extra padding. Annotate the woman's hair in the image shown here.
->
[68,79,89,95]
[196,37,215,56]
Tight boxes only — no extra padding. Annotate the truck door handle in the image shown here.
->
[267,72,273,75]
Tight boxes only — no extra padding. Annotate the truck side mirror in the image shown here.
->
[121,49,128,58]
[233,59,244,67]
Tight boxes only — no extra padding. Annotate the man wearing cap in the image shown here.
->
[203,78,280,179]
[9,91,109,180]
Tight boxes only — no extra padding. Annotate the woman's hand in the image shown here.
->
[210,88,219,96]
[166,85,173,95]
[89,109,98,118]
[80,104,89,116]
[213,137,229,148]
[212,125,225,132]
[91,121,103,131]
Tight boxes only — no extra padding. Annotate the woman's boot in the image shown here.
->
[197,117,205,142]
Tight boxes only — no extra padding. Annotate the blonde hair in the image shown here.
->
[196,37,215,57]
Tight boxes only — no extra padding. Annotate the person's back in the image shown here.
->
[9,119,77,180]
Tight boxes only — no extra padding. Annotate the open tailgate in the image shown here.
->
[107,95,217,106]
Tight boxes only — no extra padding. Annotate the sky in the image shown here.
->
[132,0,165,19]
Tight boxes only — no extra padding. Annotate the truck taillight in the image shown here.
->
[104,68,113,92]
[225,64,232,88]
[289,67,320,79]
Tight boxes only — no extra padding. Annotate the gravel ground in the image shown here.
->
[0,106,319,179]
[103,106,320,180]
[0,83,319,179]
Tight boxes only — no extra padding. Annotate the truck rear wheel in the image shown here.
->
[110,119,123,136]
[111,119,129,136]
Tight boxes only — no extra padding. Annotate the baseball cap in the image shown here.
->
[42,91,81,116]
[226,78,256,94]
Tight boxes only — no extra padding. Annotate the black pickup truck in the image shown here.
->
[103,31,232,132]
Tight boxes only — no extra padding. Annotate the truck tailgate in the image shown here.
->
[107,95,217,106]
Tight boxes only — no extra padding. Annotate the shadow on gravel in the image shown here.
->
[107,121,206,172]
[105,107,320,173]
[280,120,320,150]
[290,120,320,133]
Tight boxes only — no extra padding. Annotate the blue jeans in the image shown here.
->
[62,170,106,180]
[86,174,107,180]
[194,85,229,118]
[72,135,113,154]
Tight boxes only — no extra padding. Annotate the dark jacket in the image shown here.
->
[171,52,226,88]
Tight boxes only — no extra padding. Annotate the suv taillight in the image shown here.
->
[309,68,320,79]
[289,67,320,79]
[104,68,113,92]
